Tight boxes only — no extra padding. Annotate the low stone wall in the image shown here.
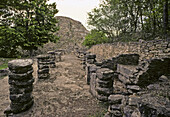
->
[88,39,170,61]
[77,48,170,117]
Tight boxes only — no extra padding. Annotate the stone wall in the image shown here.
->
[77,47,170,117]
[88,39,170,61]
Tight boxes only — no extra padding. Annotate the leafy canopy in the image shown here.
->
[0,0,59,57]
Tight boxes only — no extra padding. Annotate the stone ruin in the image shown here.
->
[37,54,50,79]
[47,51,57,68]
[3,48,65,116]
[4,59,34,116]
[77,48,170,117]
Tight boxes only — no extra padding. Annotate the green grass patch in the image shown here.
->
[0,58,14,70]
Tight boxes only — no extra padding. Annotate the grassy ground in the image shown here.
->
[89,102,108,117]
[0,58,14,70]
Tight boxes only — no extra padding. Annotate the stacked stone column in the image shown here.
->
[4,59,34,115]
[96,68,114,101]
[105,95,125,117]
[37,55,50,79]
[47,51,56,68]
[85,54,96,85]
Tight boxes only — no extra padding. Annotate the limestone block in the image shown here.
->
[96,93,108,101]
[96,68,114,80]
[96,87,113,95]
[128,95,140,106]
[127,85,141,92]
[108,95,124,104]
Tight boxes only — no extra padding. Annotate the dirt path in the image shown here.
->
[0,54,106,117]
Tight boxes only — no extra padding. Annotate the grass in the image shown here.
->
[89,102,109,117]
[0,58,14,70]
[89,110,107,117]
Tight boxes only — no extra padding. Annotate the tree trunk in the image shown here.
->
[163,0,168,37]
[29,49,33,58]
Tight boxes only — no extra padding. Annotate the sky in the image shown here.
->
[48,0,100,28]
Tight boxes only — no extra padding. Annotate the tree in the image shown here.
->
[87,0,169,42]
[83,30,109,47]
[0,0,21,57]
[12,0,59,56]
[0,0,59,57]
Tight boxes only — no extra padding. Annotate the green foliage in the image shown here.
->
[83,30,110,47]
[0,0,59,57]
[0,58,14,70]
[88,0,170,41]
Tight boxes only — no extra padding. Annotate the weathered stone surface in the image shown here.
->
[10,99,34,114]
[96,94,108,101]
[86,54,96,59]
[128,95,140,106]
[118,74,131,84]
[8,70,33,80]
[96,80,113,88]
[96,68,114,80]
[8,78,34,86]
[90,73,97,97]
[9,85,33,94]
[37,54,50,79]
[117,64,138,78]
[96,87,113,95]
[38,68,49,74]
[10,93,33,103]
[108,95,124,104]
[5,59,34,115]
[36,54,50,59]
[8,59,33,74]
[96,79,113,86]
[38,73,50,79]
[47,51,55,55]
[38,64,49,69]
[127,85,141,92]
[113,79,128,94]
[131,108,141,117]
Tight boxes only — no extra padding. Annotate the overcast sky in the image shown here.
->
[48,0,100,28]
